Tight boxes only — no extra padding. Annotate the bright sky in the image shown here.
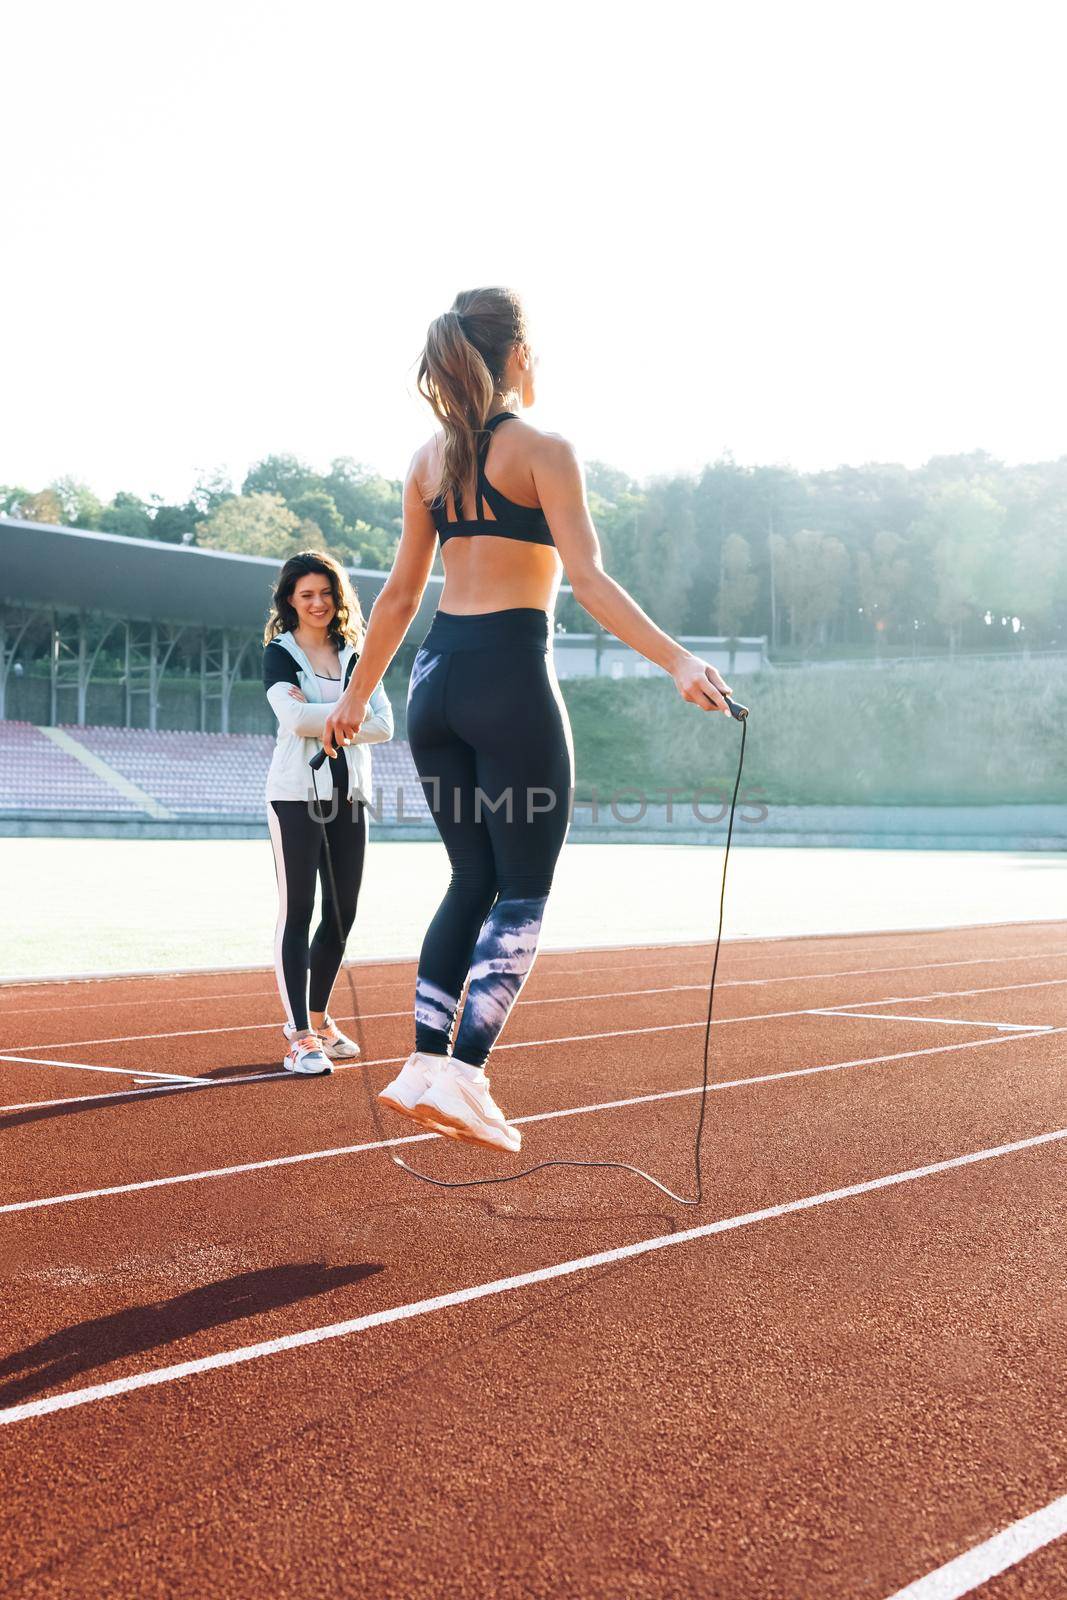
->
[3,0,1065,506]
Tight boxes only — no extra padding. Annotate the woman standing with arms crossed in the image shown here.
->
[323,287,733,1150]
[264,551,394,1076]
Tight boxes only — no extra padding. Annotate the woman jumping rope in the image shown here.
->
[322,286,733,1150]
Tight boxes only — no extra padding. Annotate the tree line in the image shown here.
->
[5,448,1066,655]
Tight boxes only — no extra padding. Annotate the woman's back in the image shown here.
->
[417,410,564,617]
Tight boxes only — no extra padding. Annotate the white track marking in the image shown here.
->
[812,1010,1053,1033]
[0,982,714,1048]
[2,1020,1063,1121]
[7,971,1067,1058]
[4,914,1064,994]
[0,948,714,997]
[0,1083,222,1114]
[8,966,1067,1068]
[0,1071,285,1116]
[828,976,1067,1011]
[0,957,711,1016]
[5,945,1067,1022]
[2,1126,1063,1428]
[882,1490,1067,1599]
[0,954,722,1016]
[0,1130,436,1212]
[0,1054,210,1085]
[720,948,1067,986]
[4,1026,1062,1216]
[0,937,897,995]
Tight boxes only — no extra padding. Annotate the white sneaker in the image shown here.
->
[284,1019,360,1060]
[378,1052,458,1136]
[283,1035,333,1076]
[414,1060,522,1154]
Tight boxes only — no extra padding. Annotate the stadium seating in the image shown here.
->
[0,722,142,814]
[0,721,432,824]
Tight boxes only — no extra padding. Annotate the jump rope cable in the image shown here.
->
[313,703,747,1208]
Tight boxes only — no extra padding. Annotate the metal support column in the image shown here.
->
[0,606,37,721]
[49,610,86,726]
[45,610,128,726]
[124,622,183,728]
[199,630,251,733]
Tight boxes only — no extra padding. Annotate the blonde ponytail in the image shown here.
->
[417,287,527,511]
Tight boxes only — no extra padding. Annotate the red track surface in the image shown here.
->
[1,921,1065,1599]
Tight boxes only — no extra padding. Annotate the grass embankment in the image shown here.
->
[552,659,1067,806]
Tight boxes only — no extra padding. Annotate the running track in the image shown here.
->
[1,920,1064,1599]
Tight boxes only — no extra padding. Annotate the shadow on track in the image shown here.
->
[0,1261,384,1407]
[0,1066,297,1131]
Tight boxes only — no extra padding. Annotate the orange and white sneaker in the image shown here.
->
[318,1015,361,1060]
[284,1018,360,1061]
[282,1034,333,1076]
[413,1060,521,1154]
[378,1051,457,1136]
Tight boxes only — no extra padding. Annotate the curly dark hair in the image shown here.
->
[263,550,365,648]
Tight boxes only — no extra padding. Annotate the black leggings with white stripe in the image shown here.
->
[268,794,367,1033]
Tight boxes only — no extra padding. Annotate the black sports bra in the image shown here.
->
[430,411,555,549]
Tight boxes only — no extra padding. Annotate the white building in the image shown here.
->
[552,632,767,679]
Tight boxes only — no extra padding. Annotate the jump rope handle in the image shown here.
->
[309,747,330,772]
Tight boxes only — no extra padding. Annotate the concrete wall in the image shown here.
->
[4,804,1064,850]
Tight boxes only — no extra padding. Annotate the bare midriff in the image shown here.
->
[438,536,563,616]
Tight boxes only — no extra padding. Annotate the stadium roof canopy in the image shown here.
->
[1,516,443,631]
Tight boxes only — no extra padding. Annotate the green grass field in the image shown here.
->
[2,835,1064,982]
[553,657,1067,806]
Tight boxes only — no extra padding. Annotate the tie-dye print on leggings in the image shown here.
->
[406,608,574,1067]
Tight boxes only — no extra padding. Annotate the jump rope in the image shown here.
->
[308,691,748,1207]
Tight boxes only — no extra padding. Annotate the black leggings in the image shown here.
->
[268,794,367,1033]
[407,607,574,1067]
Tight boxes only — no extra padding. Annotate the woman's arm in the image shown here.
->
[263,646,336,737]
[354,681,394,745]
[266,681,334,739]
[267,680,392,744]
[532,436,732,714]
[322,449,438,755]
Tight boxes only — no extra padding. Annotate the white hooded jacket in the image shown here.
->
[263,630,394,805]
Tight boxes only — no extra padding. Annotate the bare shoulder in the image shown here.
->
[406,434,443,500]
[511,420,581,472]
[409,433,442,473]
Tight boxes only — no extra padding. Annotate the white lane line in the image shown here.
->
[723,948,1067,986]
[0,1130,437,1212]
[8,971,1067,1059]
[828,976,1067,1012]
[0,956,708,1017]
[0,1083,222,1114]
[2,1125,1064,1428]
[882,1490,1067,1600]
[4,1026,1062,1216]
[0,988,730,1052]
[0,1071,283,1115]
[6,945,1067,1023]
[2,1007,768,1055]
[812,1010,1053,1033]
[2,1021,1062,1122]
[0,1054,210,1085]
